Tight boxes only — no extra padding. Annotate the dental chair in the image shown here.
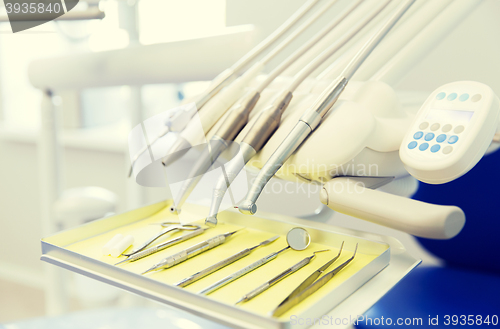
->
[356,148,500,329]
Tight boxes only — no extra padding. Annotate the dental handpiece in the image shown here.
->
[175,235,279,288]
[161,0,338,168]
[141,230,240,275]
[115,228,208,265]
[198,246,290,295]
[169,0,362,213]
[206,0,387,225]
[238,0,416,216]
[236,250,328,304]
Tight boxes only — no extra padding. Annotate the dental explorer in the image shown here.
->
[238,0,417,216]
[235,248,331,304]
[168,0,363,214]
[175,235,279,288]
[115,227,208,265]
[141,230,241,275]
[198,227,310,295]
[161,0,339,168]
[272,244,357,317]
[206,0,391,226]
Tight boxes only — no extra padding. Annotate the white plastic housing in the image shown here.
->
[321,177,465,240]
[400,81,500,184]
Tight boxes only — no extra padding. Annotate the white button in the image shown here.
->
[442,124,452,133]
[431,123,440,131]
[471,94,482,102]
[454,125,465,134]
[419,122,429,130]
[443,146,453,154]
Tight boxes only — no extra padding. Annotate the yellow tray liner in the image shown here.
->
[65,207,380,320]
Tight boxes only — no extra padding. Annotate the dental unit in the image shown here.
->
[36,0,500,327]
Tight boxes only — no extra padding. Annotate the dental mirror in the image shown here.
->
[286,227,311,251]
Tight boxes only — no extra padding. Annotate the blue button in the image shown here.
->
[436,92,446,100]
[459,93,469,102]
[431,144,441,153]
[436,134,447,143]
[408,141,417,149]
[447,93,457,101]
[424,133,435,141]
[419,143,429,151]
[413,131,423,140]
[448,135,459,144]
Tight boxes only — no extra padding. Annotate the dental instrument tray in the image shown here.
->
[41,201,419,329]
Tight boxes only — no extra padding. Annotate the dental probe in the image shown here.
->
[235,249,330,304]
[115,227,208,265]
[168,0,362,213]
[162,0,339,167]
[175,235,279,288]
[141,230,241,275]
[206,0,390,226]
[238,0,416,216]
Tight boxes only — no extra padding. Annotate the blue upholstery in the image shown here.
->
[356,149,500,328]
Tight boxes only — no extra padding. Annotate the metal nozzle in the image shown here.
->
[237,200,257,215]
[205,216,218,227]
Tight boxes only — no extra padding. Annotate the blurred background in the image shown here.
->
[0,0,499,326]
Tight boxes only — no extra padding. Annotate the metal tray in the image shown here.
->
[41,201,420,329]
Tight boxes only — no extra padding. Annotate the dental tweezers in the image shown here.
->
[272,244,358,317]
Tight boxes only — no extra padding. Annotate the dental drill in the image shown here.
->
[161,0,340,167]
[238,0,417,216]
[168,0,365,215]
[205,0,391,225]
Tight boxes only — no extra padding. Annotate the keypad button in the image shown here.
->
[443,146,453,154]
[419,143,429,151]
[442,124,452,133]
[471,94,482,102]
[413,131,423,140]
[436,134,447,143]
[408,141,417,149]
[447,93,457,101]
[459,93,469,102]
[431,123,440,131]
[436,92,446,100]
[448,135,459,144]
[454,125,465,134]
[419,122,429,130]
[431,144,441,153]
[425,133,435,141]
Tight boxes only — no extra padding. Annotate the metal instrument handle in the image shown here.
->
[188,248,251,283]
[127,228,205,262]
